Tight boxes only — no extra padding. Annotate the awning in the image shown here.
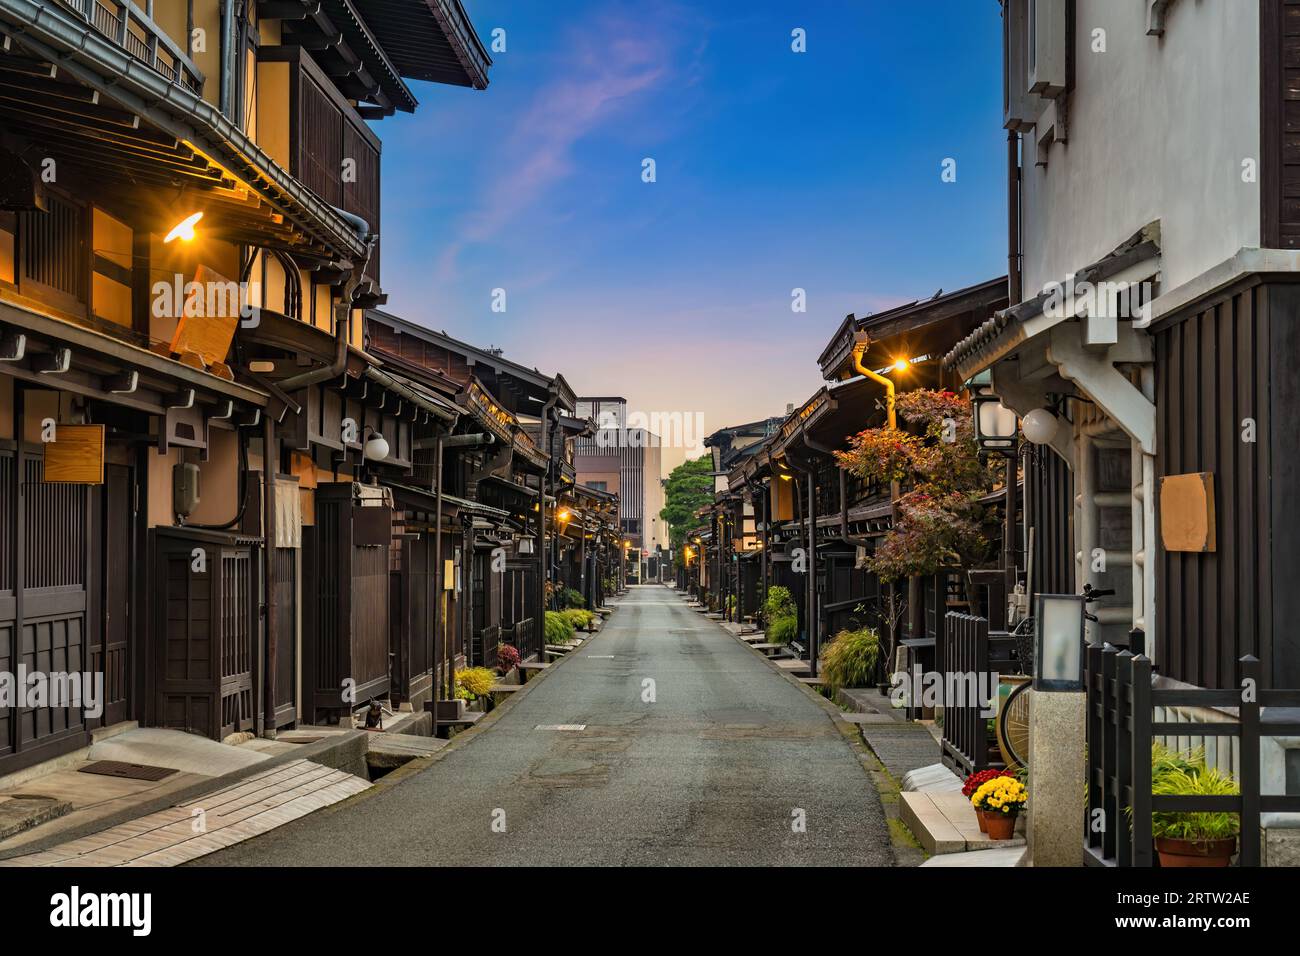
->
[943,225,1161,382]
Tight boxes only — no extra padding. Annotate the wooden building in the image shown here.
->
[712,280,1007,681]
[0,0,491,774]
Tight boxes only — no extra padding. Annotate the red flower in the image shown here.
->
[962,768,1014,798]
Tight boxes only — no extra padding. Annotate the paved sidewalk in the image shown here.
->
[0,760,369,867]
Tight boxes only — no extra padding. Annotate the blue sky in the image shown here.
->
[377,1,1006,465]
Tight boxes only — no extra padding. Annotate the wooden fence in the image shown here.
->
[1086,644,1300,866]
[476,624,501,671]
[939,612,1016,777]
[512,617,537,663]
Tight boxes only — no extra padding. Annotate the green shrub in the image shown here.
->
[560,587,585,609]
[544,610,576,645]
[561,608,596,631]
[819,627,881,691]
[455,666,497,698]
[764,586,795,622]
[768,613,798,645]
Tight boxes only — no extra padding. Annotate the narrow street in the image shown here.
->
[196,586,893,867]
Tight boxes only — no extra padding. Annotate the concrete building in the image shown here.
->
[575,397,667,581]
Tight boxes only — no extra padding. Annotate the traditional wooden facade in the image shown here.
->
[707,281,1008,685]
[0,0,492,774]
[362,310,613,664]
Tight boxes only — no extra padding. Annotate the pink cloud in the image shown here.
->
[435,9,689,284]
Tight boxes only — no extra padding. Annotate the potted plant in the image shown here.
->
[962,769,1013,833]
[495,642,521,677]
[455,666,497,712]
[971,775,1027,840]
[1150,766,1240,867]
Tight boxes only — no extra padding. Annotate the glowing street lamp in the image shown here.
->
[164,211,203,244]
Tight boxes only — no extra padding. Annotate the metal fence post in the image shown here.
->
[1239,654,1261,866]
[1130,653,1153,866]
[1116,649,1134,867]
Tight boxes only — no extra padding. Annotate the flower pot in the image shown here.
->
[1154,836,1236,868]
[975,809,989,834]
[984,811,1016,841]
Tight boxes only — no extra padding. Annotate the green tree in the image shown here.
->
[660,455,715,566]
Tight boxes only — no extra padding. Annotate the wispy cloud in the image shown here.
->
[435,5,698,284]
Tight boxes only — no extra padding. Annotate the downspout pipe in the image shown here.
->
[219,0,233,118]
[262,412,277,738]
[278,212,376,394]
[852,340,901,665]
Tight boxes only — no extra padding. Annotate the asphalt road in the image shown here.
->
[197,586,894,866]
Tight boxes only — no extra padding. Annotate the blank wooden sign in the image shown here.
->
[44,424,106,484]
[168,264,241,368]
[1159,472,1216,552]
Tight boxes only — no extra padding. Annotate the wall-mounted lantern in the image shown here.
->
[971,384,1019,456]
[1020,407,1062,446]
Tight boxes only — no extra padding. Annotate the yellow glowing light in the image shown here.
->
[557,509,571,522]
[779,473,792,481]
[164,211,203,244]
[892,357,910,372]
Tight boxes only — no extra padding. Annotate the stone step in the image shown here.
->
[517,662,549,683]
[900,790,1026,856]
[435,710,484,739]
[366,733,446,772]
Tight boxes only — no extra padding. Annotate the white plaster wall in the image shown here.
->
[1021,0,1260,295]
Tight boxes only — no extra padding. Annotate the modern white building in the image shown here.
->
[943,0,1300,865]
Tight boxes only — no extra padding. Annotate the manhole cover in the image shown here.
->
[78,761,178,781]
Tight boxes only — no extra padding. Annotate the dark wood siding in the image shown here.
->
[304,488,391,721]
[0,443,97,773]
[1155,282,1277,688]
[1267,284,1300,685]
[152,529,256,740]
[1028,445,1074,596]
[272,547,297,728]
[1261,0,1300,248]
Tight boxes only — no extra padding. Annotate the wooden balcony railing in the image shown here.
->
[59,0,204,96]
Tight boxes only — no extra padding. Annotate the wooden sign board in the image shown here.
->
[1159,472,1216,553]
[44,424,106,484]
[168,264,241,368]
